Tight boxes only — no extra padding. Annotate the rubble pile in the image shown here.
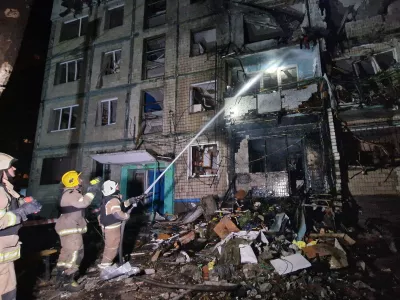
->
[35,192,400,300]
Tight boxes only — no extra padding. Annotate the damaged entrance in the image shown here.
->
[91,151,174,215]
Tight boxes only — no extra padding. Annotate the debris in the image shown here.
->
[100,262,141,281]
[151,250,162,262]
[213,216,240,239]
[270,254,311,275]
[179,231,195,245]
[144,269,155,275]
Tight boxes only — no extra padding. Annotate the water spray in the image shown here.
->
[144,71,264,195]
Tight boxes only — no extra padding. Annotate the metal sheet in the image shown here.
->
[91,150,156,165]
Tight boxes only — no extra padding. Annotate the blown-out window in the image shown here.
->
[190,144,219,177]
[142,88,164,134]
[145,0,166,29]
[51,105,78,131]
[104,5,124,30]
[189,80,216,113]
[143,36,165,79]
[60,16,88,41]
[103,49,121,75]
[97,98,117,126]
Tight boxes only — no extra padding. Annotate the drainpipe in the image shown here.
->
[124,1,137,149]
[305,0,312,28]
[173,0,180,156]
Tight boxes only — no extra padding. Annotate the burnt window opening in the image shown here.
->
[60,16,88,42]
[262,71,278,90]
[249,139,265,173]
[190,144,219,177]
[55,59,83,85]
[143,36,165,79]
[375,51,396,71]
[40,156,75,185]
[243,14,282,44]
[248,137,303,173]
[145,0,166,29]
[103,49,121,75]
[97,98,117,126]
[190,81,216,113]
[104,5,124,30]
[191,28,216,57]
[279,66,298,89]
[142,88,164,134]
[93,161,111,180]
[51,105,78,131]
[355,60,375,78]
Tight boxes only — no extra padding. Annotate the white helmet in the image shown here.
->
[0,153,17,171]
[102,180,119,196]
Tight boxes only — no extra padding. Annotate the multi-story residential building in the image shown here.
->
[325,0,400,224]
[29,0,336,218]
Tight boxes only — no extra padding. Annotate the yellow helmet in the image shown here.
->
[61,170,81,188]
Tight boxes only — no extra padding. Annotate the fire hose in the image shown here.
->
[132,276,239,292]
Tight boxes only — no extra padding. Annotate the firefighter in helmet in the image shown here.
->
[54,171,101,291]
[0,153,42,300]
[98,180,130,269]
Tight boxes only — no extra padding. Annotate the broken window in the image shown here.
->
[52,105,78,131]
[262,70,278,90]
[40,156,75,185]
[355,60,375,78]
[143,36,165,79]
[60,16,88,41]
[248,139,265,173]
[243,14,282,44]
[145,0,166,29]
[98,98,117,126]
[279,66,298,89]
[190,80,216,113]
[104,5,124,30]
[103,49,121,75]
[142,88,163,134]
[190,144,219,177]
[56,59,83,85]
[375,50,396,71]
[191,28,216,56]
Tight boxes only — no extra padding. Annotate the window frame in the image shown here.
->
[60,15,88,41]
[51,105,79,132]
[189,80,217,113]
[190,28,217,57]
[103,49,122,76]
[143,35,166,79]
[144,0,167,29]
[99,98,118,126]
[142,89,164,134]
[188,143,220,178]
[58,58,83,84]
[247,65,299,92]
[104,4,124,30]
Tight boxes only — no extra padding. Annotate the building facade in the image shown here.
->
[29,0,336,218]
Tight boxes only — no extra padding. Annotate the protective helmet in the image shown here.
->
[102,180,119,196]
[62,171,81,188]
[0,153,17,171]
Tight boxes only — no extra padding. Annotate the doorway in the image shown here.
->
[120,162,174,215]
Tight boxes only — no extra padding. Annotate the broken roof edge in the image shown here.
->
[91,150,157,165]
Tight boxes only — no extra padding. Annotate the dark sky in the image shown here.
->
[0,0,53,174]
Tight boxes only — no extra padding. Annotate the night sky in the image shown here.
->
[0,0,53,177]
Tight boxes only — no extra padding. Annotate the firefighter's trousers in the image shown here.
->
[101,225,121,264]
[56,233,84,275]
[0,262,16,300]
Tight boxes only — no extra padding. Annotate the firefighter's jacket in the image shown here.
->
[99,195,129,229]
[0,185,23,264]
[55,188,95,237]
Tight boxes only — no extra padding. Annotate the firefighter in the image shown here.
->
[54,171,101,292]
[97,180,130,269]
[0,153,42,300]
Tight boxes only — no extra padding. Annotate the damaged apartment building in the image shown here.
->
[323,0,400,223]
[29,0,335,218]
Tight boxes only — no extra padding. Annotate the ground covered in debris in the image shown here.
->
[18,194,400,300]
